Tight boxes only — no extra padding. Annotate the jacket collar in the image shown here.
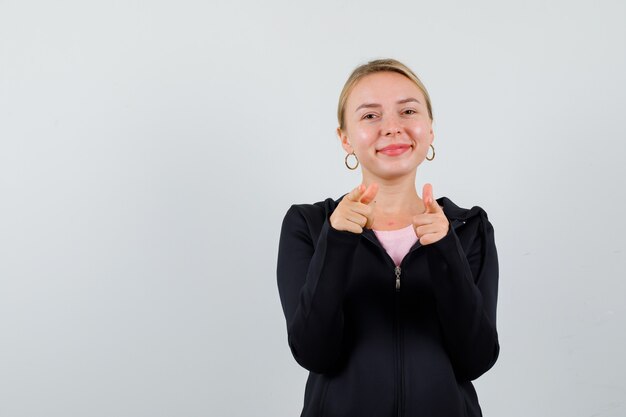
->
[331,193,478,261]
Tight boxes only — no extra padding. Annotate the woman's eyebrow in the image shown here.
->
[397,97,421,105]
[355,98,421,112]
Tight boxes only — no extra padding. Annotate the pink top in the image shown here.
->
[373,224,419,267]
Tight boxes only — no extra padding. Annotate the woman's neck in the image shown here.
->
[362,174,426,230]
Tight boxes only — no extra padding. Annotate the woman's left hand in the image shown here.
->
[413,183,450,245]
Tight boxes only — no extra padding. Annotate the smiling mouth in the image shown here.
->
[377,145,412,156]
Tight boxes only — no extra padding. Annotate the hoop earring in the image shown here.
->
[426,144,435,161]
[345,152,359,170]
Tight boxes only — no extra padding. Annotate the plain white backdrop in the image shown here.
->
[1,1,625,416]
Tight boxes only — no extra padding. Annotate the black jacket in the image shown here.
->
[276,194,499,417]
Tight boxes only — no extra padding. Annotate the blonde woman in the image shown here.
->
[277,58,499,417]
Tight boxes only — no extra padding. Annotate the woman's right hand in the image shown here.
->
[330,183,379,234]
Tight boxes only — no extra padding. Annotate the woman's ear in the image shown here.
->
[429,121,435,144]
[337,127,352,153]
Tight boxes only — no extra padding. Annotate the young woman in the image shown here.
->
[277,58,499,417]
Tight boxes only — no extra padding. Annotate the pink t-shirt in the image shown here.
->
[373,224,419,267]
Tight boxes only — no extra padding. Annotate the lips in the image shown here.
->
[377,144,412,156]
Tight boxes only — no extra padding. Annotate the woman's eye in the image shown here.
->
[404,109,417,115]
[363,114,376,120]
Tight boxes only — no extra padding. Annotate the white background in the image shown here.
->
[1,1,625,416]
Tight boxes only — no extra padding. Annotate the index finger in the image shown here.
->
[359,183,379,205]
[422,183,433,208]
[346,184,365,202]
[422,183,442,213]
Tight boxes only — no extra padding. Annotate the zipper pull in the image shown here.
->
[395,266,401,291]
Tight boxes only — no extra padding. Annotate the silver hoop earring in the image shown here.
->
[426,144,435,161]
[345,152,359,170]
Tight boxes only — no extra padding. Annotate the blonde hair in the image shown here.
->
[337,58,433,131]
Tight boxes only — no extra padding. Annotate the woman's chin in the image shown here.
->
[368,165,418,181]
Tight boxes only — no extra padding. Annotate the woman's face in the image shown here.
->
[338,71,434,181]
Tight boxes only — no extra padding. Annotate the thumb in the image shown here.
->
[359,182,379,205]
[422,183,441,213]
[346,184,366,202]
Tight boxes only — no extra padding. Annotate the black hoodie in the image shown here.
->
[277,194,499,417]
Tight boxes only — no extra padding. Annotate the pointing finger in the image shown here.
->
[422,183,442,213]
[346,184,365,202]
[359,182,379,205]
[422,183,433,212]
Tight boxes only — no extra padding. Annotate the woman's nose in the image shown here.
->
[383,116,402,136]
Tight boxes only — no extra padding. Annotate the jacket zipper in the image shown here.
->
[394,265,403,417]
[395,265,401,291]
[360,218,467,417]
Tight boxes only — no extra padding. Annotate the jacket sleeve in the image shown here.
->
[424,208,500,381]
[276,204,361,374]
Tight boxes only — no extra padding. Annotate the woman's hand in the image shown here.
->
[330,183,379,234]
[413,183,450,245]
